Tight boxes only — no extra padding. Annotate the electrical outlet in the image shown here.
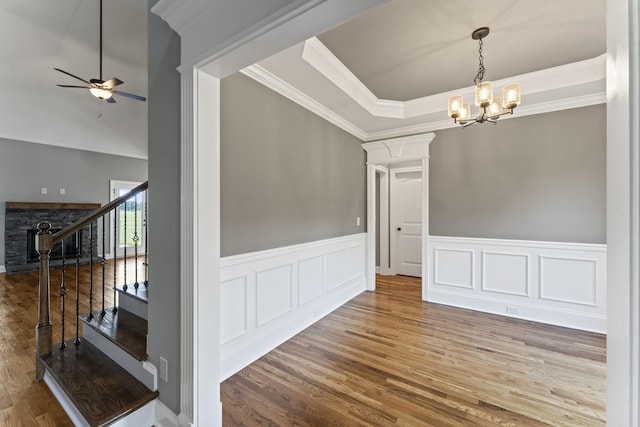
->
[506,305,520,315]
[356,216,361,226]
[59,188,66,195]
[160,357,168,382]
[41,187,47,195]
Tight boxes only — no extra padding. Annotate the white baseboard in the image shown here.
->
[0,265,5,273]
[428,236,607,333]
[219,233,367,380]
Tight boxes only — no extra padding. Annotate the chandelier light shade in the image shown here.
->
[448,27,521,127]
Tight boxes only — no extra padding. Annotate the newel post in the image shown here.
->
[35,222,53,381]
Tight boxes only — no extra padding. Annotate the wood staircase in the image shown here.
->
[41,281,157,426]
[35,182,159,426]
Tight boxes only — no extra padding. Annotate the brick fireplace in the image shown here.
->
[4,202,100,274]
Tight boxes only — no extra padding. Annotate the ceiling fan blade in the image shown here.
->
[113,90,147,102]
[106,96,117,104]
[54,68,91,85]
[56,85,90,89]
[103,77,124,89]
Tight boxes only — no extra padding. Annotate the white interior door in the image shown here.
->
[110,180,145,258]
[391,170,423,277]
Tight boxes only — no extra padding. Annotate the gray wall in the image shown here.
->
[220,73,367,256]
[0,138,147,267]
[429,104,606,244]
[146,0,182,414]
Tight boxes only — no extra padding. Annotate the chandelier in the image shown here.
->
[447,27,521,127]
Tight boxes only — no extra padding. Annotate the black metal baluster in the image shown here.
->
[123,200,128,291]
[113,206,118,313]
[59,253,67,350]
[88,223,94,320]
[144,191,148,287]
[74,231,81,345]
[101,216,106,316]
[133,194,139,290]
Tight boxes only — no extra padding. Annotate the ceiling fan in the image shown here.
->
[54,0,146,103]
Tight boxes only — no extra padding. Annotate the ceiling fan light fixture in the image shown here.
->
[447,27,521,127]
[89,87,112,100]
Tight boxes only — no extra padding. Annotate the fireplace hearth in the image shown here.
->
[4,202,100,274]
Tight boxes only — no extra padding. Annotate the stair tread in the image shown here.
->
[115,283,148,303]
[41,339,158,427]
[79,308,147,361]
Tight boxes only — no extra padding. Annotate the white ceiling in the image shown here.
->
[0,0,606,157]
[0,0,148,159]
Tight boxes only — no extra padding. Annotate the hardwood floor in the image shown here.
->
[0,268,606,426]
[221,275,606,426]
[0,258,142,427]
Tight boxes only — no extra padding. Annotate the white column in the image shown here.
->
[179,68,195,427]
[607,0,640,424]
[180,68,222,426]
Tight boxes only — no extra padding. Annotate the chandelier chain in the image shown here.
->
[474,37,486,85]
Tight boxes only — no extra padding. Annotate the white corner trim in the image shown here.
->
[240,65,368,140]
[143,361,158,392]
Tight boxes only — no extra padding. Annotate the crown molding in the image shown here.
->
[241,65,369,140]
[302,37,404,118]
[249,37,607,141]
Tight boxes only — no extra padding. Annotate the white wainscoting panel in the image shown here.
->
[256,265,293,326]
[434,248,474,288]
[220,277,248,344]
[428,236,607,333]
[220,233,367,380]
[482,252,529,297]
[539,256,597,306]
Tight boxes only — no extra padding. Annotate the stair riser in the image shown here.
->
[43,372,91,427]
[118,292,148,320]
[82,326,156,390]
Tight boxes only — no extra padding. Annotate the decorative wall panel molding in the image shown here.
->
[428,236,607,333]
[219,233,367,380]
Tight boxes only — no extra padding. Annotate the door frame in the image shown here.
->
[389,166,423,276]
[362,133,435,299]
[376,165,391,275]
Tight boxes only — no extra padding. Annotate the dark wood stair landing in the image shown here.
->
[40,339,158,427]
[80,308,147,361]
[115,283,148,303]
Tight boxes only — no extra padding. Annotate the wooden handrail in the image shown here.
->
[48,181,148,245]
